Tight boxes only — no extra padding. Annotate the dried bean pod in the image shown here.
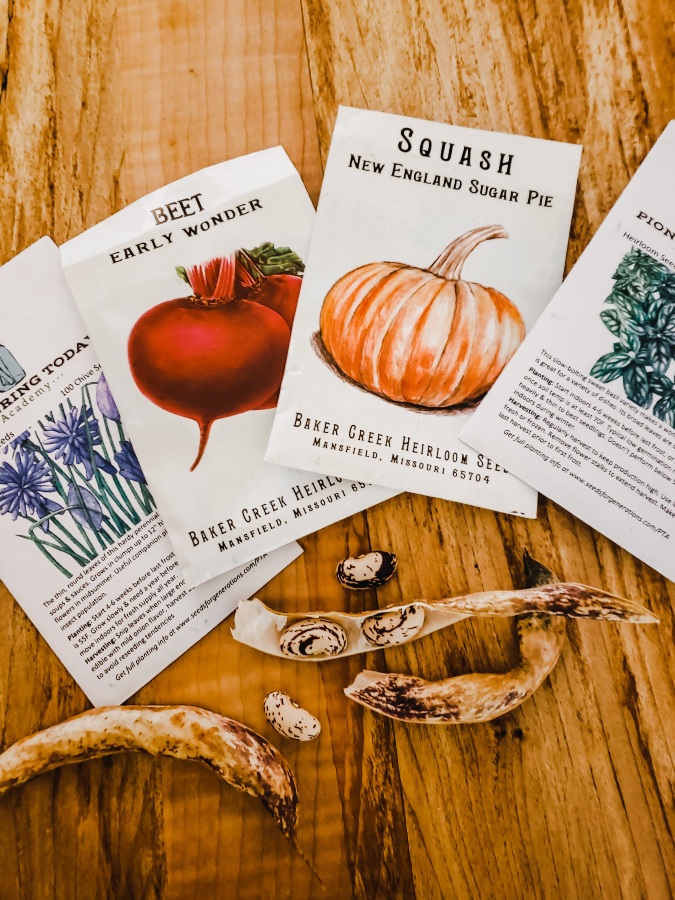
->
[429,583,658,622]
[336,551,397,589]
[0,705,299,844]
[233,555,657,662]
[346,613,566,723]
[280,618,347,658]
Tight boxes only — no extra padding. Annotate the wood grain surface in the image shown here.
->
[0,0,673,897]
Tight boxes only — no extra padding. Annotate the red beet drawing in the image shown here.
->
[128,250,301,471]
[235,249,302,329]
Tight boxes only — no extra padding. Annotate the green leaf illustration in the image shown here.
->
[653,392,675,427]
[624,321,645,338]
[623,364,651,407]
[600,308,622,337]
[590,350,632,383]
[659,273,675,301]
[649,372,672,396]
[645,294,667,320]
[643,338,672,374]
[624,332,642,354]
[614,292,649,324]
[656,303,675,331]
[593,248,675,419]
[656,311,675,344]
[244,243,305,276]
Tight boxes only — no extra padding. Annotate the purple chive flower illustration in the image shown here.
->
[3,430,31,454]
[67,483,103,530]
[96,373,121,422]
[0,449,61,530]
[42,405,116,479]
[1,377,154,576]
[114,440,146,484]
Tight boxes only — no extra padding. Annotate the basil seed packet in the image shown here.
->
[267,107,582,516]
[461,122,675,580]
[0,238,302,705]
[61,149,394,589]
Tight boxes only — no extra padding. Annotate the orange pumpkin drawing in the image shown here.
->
[319,225,525,408]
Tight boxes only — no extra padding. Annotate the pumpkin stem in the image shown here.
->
[428,225,508,280]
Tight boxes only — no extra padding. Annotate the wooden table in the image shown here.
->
[0,1,673,897]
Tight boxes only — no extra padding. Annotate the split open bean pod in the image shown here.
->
[231,597,465,659]
[231,556,656,662]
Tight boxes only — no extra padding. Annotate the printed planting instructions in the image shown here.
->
[499,352,674,537]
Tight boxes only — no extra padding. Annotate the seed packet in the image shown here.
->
[0,238,302,705]
[61,149,394,588]
[266,107,582,515]
[461,122,675,580]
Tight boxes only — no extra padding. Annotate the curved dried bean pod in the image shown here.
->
[345,556,657,724]
[345,612,566,723]
[0,705,299,844]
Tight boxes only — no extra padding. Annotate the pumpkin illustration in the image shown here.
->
[319,225,525,408]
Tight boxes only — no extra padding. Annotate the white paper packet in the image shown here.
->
[266,108,582,516]
[61,149,394,588]
[0,238,302,706]
[461,122,675,581]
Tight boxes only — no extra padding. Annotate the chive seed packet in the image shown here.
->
[0,238,301,705]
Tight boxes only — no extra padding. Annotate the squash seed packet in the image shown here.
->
[0,238,302,705]
[61,149,394,589]
[267,107,582,516]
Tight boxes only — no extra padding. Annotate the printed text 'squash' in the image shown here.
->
[397,127,515,175]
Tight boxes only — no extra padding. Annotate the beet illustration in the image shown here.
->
[128,255,291,470]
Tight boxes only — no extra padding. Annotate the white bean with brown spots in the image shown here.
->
[336,550,398,589]
[362,604,425,646]
[279,618,348,658]
[264,693,321,741]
